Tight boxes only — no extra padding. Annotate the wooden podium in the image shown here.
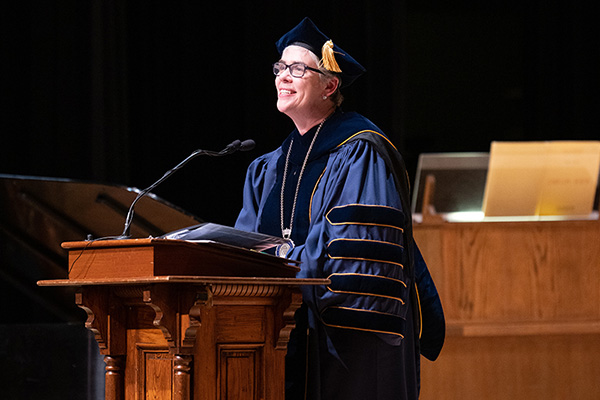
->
[38,238,328,400]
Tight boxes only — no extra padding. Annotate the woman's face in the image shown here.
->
[275,46,329,123]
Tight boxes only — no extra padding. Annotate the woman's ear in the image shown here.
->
[324,76,340,97]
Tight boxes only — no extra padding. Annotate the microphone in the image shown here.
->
[239,139,256,151]
[115,139,255,239]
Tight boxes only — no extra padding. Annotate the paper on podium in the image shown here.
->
[482,141,600,217]
[161,222,289,252]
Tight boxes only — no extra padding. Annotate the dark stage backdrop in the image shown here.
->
[0,1,598,397]
[2,1,598,226]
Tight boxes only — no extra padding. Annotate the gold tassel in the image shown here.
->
[321,40,343,73]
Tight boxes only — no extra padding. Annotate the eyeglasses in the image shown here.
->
[273,62,324,78]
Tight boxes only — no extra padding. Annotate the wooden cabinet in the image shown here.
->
[415,219,600,399]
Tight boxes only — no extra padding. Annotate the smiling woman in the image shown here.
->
[234,17,445,400]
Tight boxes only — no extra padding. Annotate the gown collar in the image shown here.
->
[281,109,373,164]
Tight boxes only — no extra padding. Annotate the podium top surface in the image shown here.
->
[38,275,329,287]
[60,238,303,280]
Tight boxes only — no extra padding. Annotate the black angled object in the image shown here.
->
[118,139,255,239]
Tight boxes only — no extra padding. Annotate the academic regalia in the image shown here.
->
[235,109,445,400]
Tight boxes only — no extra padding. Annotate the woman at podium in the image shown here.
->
[235,17,445,400]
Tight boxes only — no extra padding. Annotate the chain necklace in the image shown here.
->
[277,118,327,257]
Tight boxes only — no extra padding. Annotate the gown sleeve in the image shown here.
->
[235,152,277,233]
[288,139,416,346]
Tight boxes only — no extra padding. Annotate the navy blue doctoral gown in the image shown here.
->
[236,109,444,400]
